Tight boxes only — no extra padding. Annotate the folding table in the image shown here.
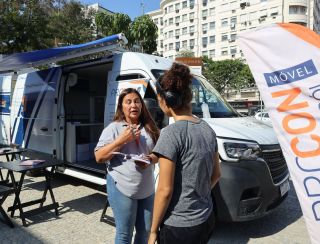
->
[0,159,65,226]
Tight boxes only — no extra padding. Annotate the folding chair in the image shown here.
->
[0,185,14,228]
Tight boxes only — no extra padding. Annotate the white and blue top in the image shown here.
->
[95,121,155,199]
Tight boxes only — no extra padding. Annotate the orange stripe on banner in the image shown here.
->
[278,23,320,48]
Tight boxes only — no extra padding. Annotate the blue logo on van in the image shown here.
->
[264,60,318,87]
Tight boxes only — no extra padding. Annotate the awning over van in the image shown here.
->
[0,33,127,73]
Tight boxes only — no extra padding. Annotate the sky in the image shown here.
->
[80,0,160,20]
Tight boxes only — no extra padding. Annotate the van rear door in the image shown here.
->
[10,68,61,154]
[0,75,12,145]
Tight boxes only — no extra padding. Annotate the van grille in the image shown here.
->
[260,145,288,184]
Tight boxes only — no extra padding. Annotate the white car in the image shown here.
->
[254,111,271,123]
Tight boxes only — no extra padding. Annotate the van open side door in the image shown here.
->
[10,68,62,154]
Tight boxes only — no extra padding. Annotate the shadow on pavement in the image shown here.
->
[0,221,44,243]
[209,180,303,243]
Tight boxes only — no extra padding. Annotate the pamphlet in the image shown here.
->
[20,159,45,166]
[110,152,150,164]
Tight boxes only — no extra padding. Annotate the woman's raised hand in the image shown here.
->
[117,125,141,145]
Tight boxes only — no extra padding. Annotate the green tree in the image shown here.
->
[130,15,158,54]
[177,49,195,57]
[202,56,255,95]
[50,1,95,46]
[0,0,55,54]
[95,12,132,39]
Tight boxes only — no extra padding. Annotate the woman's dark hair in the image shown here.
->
[113,88,159,144]
[157,62,193,110]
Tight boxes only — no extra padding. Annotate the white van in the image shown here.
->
[0,34,289,222]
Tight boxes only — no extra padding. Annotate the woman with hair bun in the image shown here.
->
[148,62,221,244]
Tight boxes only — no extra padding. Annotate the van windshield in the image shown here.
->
[151,69,239,118]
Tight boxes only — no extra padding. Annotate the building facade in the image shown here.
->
[148,0,319,60]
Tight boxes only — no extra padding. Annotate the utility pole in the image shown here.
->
[140,0,145,15]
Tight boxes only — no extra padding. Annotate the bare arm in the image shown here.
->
[211,152,221,188]
[148,156,175,244]
[95,126,140,163]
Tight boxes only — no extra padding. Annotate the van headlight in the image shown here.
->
[223,142,261,160]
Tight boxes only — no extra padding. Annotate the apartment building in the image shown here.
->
[148,0,319,60]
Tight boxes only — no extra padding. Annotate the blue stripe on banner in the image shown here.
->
[264,59,318,87]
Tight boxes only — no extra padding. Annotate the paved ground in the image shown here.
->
[0,170,310,244]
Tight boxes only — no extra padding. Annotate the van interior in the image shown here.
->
[63,63,112,174]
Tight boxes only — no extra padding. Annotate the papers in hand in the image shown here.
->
[20,159,45,166]
[110,152,150,164]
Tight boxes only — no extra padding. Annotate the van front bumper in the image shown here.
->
[213,157,289,222]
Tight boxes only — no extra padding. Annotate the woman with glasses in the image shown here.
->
[149,63,221,244]
[95,88,159,244]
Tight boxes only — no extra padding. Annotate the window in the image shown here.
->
[190,39,195,47]
[221,18,228,27]
[289,5,307,15]
[221,34,228,41]
[189,25,195,33]
[182,1,188,8]
[202,23,208,31]
[230,33,237,42]
[169,43,173,50]
[160,40,163,48]
[168,5,174,12]
[209,7,215,15]
[202,10,208,17]
[164,20,167,26]
[209,35,215,44]
[189,12,195,19]
[221,48,228,56]
[182,14,188,22]
[189,0,195,8]
[209,49,215,58]
[160,29,163,34]
[175,42,180,50]
[175,16,180,23]
[182,27,188,35]
[175,29,180,36]
[202,51,208,56]
[209,21,216,30]
[116,73,146,81]
[169,30,173,38]
[221,3,229,12]
[230,46,237,54]
[270,7,279,16]
[164,32,167,38]
[154,18,158,24]
[202,37,208,45]
[175,3,180,10]
[182,40,188,48]
[169,18,173,25]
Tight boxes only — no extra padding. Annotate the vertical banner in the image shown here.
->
[238,23,320,243]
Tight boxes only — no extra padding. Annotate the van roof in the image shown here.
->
[0,33,127,74]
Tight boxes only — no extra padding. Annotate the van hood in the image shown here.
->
[203,117,279,145]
